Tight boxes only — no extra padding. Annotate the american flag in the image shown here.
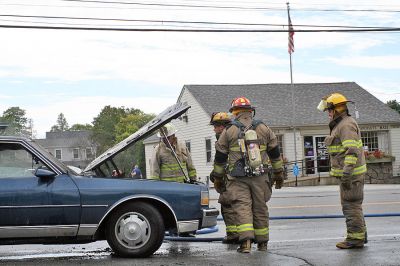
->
[288,14,295,54]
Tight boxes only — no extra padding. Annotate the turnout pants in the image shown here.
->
[229,175,270,243]
[219,181,238,239]
[339,175,367,243]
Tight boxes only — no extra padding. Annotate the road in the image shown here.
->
[1,184,400,265]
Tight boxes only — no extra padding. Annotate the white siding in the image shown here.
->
[173,89,215,182]
[283,130,303,178]
[144,141,158,178]
[390,127,400,177]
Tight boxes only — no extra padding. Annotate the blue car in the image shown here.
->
[0,103,218,257]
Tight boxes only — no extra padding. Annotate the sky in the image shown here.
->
[0,0,399,138]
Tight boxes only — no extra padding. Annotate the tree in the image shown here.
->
[51,113,69,132]
[91,106,128,154]
[387,100,400,114]
[70,123,93,131]
[0,107,33,137]
[114,113,155,175]
[91,106,155,176]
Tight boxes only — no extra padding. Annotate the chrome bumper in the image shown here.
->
[176,208,219,233]
[201,208,219,228]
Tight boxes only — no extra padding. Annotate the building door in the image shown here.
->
[303,136,329,175]
[315,136,329,173]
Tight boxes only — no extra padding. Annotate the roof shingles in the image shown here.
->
[184,82,400,127]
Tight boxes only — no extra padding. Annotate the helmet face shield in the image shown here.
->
[317,99,328,111]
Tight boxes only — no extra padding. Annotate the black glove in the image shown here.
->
[210,171,222,183]
[272,171,284,189]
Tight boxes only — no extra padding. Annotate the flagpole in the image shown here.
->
[287,2,298,186]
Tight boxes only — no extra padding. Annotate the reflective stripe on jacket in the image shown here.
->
[150,141,197,182]
[325,113,366,180]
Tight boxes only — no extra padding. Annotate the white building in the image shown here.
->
[144,82,400,184]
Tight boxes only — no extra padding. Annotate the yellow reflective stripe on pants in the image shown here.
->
[254,227,269,236]
[226,225,238,233]
[344,155,358,165]
[347,231,365,240]
[342,139,363,148]
[330,164,367,177]
[237,224,254,233]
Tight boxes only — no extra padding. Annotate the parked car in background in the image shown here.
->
[0,103,218,258]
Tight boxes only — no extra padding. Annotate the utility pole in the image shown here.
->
[287,2,299,186]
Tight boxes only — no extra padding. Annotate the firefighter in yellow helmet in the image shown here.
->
[150,123,197,182]
[209,112,238,244]
[211,97,284,253]
[318,92,367,249]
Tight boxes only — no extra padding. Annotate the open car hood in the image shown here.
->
[84,102,190,172]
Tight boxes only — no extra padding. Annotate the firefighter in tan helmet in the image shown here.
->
[209,112,238,244]
[318,92,367,249]
[150,123,197,183]
[211,97,284,253]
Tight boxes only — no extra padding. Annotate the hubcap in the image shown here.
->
[115,212,151,249]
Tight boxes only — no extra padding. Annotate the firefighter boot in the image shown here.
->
[257,241,268,251]
[336,240,364,249]
[237,239,252,253]
[364,231,368,244]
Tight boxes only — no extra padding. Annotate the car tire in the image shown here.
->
[105,202,165,257]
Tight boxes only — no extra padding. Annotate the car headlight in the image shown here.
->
[201,191,209,206]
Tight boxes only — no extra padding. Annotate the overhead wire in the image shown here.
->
[0,14,398,29]
[1,24,400,32]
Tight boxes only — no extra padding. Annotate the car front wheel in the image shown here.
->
[105,202,165,257]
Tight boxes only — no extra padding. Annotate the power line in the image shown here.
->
[1,24,400,32]
[0,14,398,29]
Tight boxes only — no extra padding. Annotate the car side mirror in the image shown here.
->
[35,168,56,179]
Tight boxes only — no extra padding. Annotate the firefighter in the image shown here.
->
[150,123,197,182]
[211,97,284,253]
[209,112,238,244]
[318,92,367,249]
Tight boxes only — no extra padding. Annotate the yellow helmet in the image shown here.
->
[317,92,351,111]
[210,112,231,125]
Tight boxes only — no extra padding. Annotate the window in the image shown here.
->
[0,143,47,178]
[185,140,191,152]
[205,138,212,163]
[361,131,378,151]
[86,147,93,159]
[73,148,79,159]
[55,149,62,160]
[276,135,284,156]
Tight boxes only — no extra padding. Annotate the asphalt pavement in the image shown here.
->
[1,184,399,265]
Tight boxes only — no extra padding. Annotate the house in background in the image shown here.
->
[144,82,400,184]
[36,130,97,169]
